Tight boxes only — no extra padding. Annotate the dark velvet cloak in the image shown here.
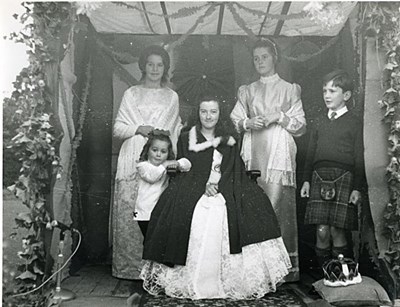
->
[142,128,281,266]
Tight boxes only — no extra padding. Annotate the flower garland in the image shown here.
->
[75,2,102,17]
[69,57,92,182]
[86,1,343,63]
[117,1,307,22]
[303,2,346,30]
[227,2,340,63]
[166,3,219,52]
[226,3,257,41]
[96,37,139,86]
[284,35,339,62]
[234,2,305,20]
[113,1,210,19]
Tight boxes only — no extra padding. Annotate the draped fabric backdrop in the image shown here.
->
[73,24,376,280]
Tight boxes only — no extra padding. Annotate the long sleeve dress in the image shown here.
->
[134,159,192,221]
[112,85,182,279]
[133,162,168,221]
[230,73,306,281]
[140,126,291,300]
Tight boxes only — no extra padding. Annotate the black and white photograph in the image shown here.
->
[2,1,400,306]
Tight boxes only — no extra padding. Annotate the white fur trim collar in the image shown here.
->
[188,126,235,152]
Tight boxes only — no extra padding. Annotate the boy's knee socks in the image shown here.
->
[315,246,331,267]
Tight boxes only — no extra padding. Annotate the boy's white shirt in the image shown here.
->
[327,105,348,119]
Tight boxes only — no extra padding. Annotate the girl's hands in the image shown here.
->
[205,182,218,197]
[263,112,281,127]
[246,116,265,130]
[246,112,280,130]
[136,125,154,137]
[163,160,179,169]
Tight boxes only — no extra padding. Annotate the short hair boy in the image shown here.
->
[300,69,364,268]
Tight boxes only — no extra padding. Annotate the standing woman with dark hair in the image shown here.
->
[112,45,182,279]
[230,39,306,281]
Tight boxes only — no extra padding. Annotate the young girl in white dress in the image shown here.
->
[133,131,191,239]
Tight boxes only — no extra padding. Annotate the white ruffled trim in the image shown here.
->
[323,274,362,287]
[188,126,235,152]
[259,73,279,84]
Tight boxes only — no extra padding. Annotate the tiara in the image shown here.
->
[260,37,278,56]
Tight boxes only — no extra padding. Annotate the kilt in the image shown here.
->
[304,167,358,230]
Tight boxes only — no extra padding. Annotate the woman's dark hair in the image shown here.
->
[188,94,238,140]
[252,38,280,62]
[138,45,170,85]
[139,132,175,162]
[322,69,354,93]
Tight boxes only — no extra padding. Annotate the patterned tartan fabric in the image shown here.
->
[304,167,358,230]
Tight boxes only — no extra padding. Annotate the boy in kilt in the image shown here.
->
[300,70,363,267]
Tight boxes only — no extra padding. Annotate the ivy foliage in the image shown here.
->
[364,2,400,279]
[3,2,76,305]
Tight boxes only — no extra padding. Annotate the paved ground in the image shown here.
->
[60,296,128,307]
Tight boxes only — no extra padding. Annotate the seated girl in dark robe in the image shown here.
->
[140,95,291,300]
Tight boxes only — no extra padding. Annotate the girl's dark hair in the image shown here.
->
[138,45,170,85]
[252,38,280,62]
[139,133,175,162]
[188,94,238,140]
[322,69,354,93]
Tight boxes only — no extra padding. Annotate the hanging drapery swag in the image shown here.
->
[86,2,351,63]
[95,38,139,87]
[115,1,307,21]
[166,4,219,51]
[113,2,210,19]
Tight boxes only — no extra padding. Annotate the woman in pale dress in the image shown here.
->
[230,39,306,281]
[112,45,182,279]
[140,95,291,300]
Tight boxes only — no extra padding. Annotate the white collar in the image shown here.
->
[328,105,348,119]
[188,126,235,152]
[260,73,279,84]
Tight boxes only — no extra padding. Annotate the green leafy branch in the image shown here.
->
[364,2,400,279]
[3,2,76,304]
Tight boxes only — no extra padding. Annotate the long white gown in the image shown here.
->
[140,150,291,299]
[230,73,306,281]
[112,85,182,279]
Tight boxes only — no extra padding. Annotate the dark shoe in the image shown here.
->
[307,286,320,299]
[127,292,141,307]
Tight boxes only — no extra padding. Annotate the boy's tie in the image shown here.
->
[330,112,337,121]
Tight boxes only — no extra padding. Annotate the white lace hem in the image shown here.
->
[140,237,291,300]
[140,193,291,300]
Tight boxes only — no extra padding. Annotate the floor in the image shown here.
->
[59,265,327,307]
